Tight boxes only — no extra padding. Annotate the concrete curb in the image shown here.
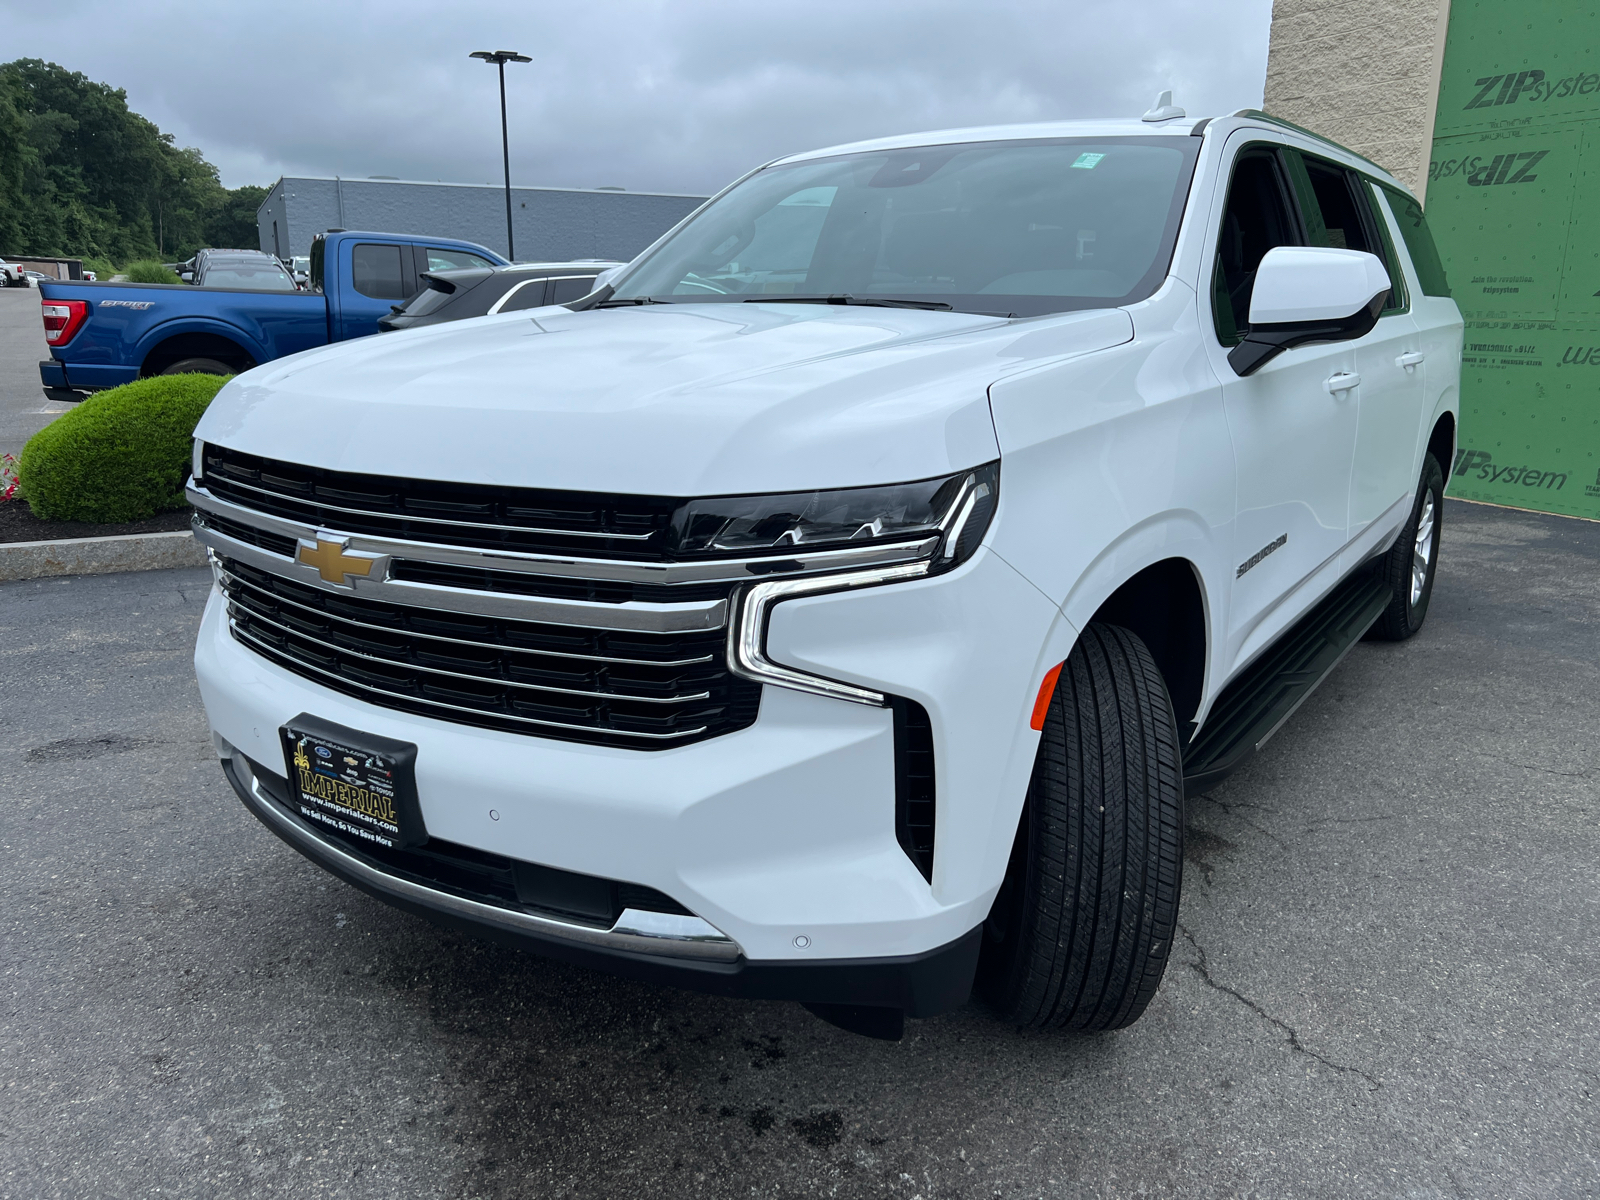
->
[0,530,206,582]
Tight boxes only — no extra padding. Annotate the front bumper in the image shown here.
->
[194,532,1066,1003]
[219,747,979,1015]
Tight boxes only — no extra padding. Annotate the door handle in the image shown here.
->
[1324,372,1361,394]
[1396,351,1426,370]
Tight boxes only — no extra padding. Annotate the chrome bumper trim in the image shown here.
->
[228,750,742,962]
[188,483,937,586]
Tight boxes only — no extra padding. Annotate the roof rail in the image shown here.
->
[1228,109,1396,182]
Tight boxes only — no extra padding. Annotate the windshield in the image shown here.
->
[613,137,1199,316]
[203,265,297,291]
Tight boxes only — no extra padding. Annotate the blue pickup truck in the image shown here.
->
[37,230,506,397]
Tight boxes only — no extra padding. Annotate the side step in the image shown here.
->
[1183,570,1393,794]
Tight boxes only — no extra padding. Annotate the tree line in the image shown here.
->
[0,59,267,271]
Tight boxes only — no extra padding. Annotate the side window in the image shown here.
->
[428,248,496,272]
[1380,187,1452,297]
[1212,149,1302,345]
[1298,156,1374,253]
[498,279,551,312]
[1293,154,1405,314]
[351,243,406,300]
[548,275,599,304]
[309,237,326,295]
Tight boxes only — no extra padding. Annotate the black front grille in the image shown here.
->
[247,757,692,924]
[218,557,760,749]
[202,444,680,559]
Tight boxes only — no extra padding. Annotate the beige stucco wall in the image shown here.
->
[1264,0,1450,199]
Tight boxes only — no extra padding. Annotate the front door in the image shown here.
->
[1203,138,1362,669]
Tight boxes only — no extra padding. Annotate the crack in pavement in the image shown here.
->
[1193,794,1288,847]
[1466,750,1592,779]
[1178,925,1380,1090]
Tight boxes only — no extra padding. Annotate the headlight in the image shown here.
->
[673,462,998,571]
[722,463,999,706]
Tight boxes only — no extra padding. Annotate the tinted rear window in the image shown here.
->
[1381,187,1451,297]
[202,265,297,291]
[548,275,599,304]
[498,279,550,312]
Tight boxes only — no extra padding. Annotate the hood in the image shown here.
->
[196,301,1132,495]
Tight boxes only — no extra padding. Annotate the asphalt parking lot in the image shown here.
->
[0,287,69,461]
[2,498,1596,1199]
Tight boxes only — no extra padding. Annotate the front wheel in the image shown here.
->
[159,357,238,377]
[1370,454,1444,641]
[978,623,1184,1031]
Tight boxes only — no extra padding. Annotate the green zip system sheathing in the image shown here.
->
[1428,0,1600,518]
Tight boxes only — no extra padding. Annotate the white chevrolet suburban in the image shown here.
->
[190,107,1461,1040]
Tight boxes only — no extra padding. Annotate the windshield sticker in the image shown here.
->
[779,186,837,207]
[1071,153,1106,170]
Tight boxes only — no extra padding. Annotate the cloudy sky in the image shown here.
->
[6,0,1272,194]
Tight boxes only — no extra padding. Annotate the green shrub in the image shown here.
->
[19,373,228,523]
[123,259,182,285]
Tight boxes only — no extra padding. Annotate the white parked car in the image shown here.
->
[189,105,1461,1040]
[0,260,26,287]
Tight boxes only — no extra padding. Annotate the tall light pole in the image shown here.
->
[470,49,531,260]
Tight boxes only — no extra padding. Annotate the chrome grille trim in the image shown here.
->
[218,563,714,669]
[228,621,711,742]
[188,483,937,586]
[193,515,729,633]
[228,601,712,707]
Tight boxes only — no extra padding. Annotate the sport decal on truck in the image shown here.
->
[98,300,154,309]
[1236,534,1287,579]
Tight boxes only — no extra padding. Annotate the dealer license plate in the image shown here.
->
[279,714,426,849]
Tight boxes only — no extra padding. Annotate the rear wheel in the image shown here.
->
[159,357,237,376]
[1370,454,1443,641]
[978,623,1184,1030]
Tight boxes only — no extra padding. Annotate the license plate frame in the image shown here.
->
[279,714,427,849]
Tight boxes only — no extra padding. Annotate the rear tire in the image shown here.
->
[978,623,1184,1031]
[1370,454,1443,641]
[159,357,237,376]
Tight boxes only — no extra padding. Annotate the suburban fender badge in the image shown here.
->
[1237,533,1287,579]
[296,536,386,587]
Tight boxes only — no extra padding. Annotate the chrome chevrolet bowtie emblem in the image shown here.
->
[296,536,384,587]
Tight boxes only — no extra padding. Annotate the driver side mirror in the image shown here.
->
[1229,247,1391,376]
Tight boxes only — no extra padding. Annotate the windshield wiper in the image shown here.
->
[595,296,674,307]
[743,294,954,311]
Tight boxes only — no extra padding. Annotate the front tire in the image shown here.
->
[978,623,1184,1031]
[1370,454,1443,641]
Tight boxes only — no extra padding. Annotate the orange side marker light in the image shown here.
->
[1030,662,1063,731]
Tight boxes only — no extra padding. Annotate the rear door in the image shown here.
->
[339,241,413,340]
[1288,151,1426,549]
[1376,187,1463,478]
